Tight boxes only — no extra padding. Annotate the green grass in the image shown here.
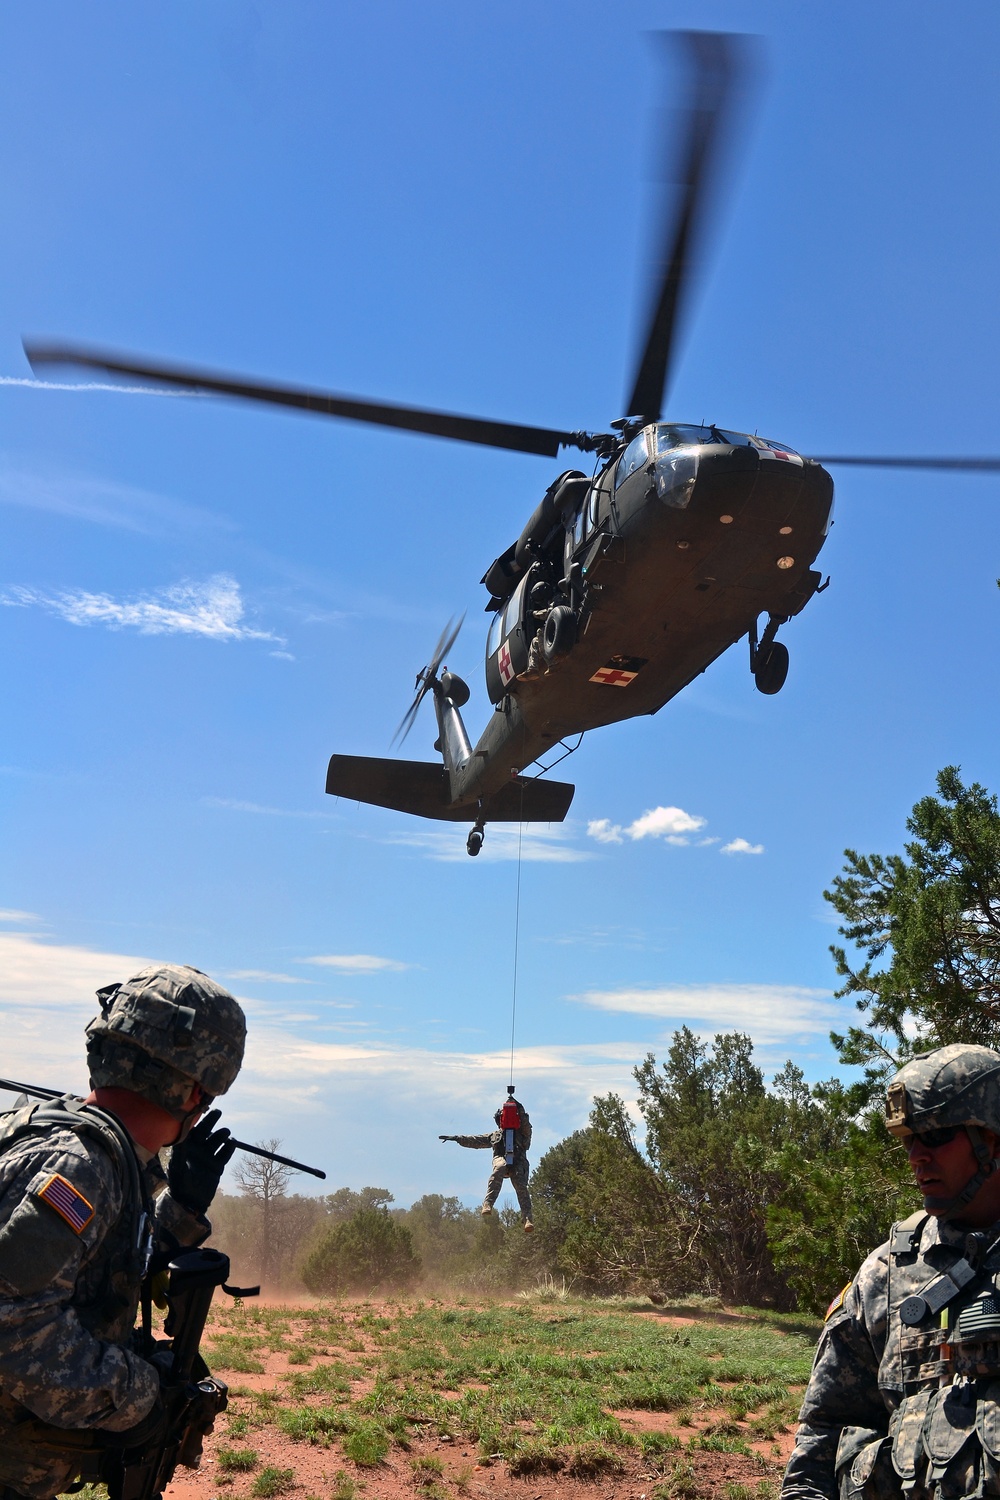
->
[251,1466,295,1497]
[216,1446,259,1472]
[210,1294,816,1481]
[342,1420,391,1466]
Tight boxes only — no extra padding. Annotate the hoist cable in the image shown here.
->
[508,785,525,1090]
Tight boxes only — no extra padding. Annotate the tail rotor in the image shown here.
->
[392,614,464,746]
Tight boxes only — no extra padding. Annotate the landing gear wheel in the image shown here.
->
[542,605,577,664]
[467,828,484,857]
[754,641,789,695]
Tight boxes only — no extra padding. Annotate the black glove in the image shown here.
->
[439,1134,455,1142]
[167,1109,236,1215]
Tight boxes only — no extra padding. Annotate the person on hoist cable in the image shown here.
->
[440,1091,533,1232]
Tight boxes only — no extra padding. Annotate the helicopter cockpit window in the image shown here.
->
[655,424,724,452]
[487,609,503,659]
[717,430,753,448]
[614,430,649,489]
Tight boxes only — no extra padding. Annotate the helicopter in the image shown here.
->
[24,32,1000,857]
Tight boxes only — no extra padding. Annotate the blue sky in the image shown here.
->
[2,1,999,1208]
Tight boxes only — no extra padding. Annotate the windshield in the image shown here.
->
[486,609,503,659]
[614,429,649,489]
[655,425,799,457]
[655,424,720,451]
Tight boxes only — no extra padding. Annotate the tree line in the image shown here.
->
[210,767,1000,1315]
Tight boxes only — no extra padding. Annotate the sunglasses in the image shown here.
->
[906,1126,962,1149]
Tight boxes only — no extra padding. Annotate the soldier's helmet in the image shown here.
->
[86,964,246,1115]
[885,1044,1000,1140]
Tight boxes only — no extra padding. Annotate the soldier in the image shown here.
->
[0,962,246,1500]
[782,1044,1000,1500]
[440,1094,534,1232]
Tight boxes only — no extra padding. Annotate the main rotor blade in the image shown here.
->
[809,455,1000,473]
[23,341,587,459]
[625,31,751,424]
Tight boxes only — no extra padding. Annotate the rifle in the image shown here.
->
[107,1247,259,1500]
[0,1074,327,1179]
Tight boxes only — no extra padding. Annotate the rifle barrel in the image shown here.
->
[0,1076,59,1100]
[229,1138,327,1180]
[0,1077,326,1180]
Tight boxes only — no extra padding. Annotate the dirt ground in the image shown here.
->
[161,1301,797,1500]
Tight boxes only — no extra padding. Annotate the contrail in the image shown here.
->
[0,376,192,398]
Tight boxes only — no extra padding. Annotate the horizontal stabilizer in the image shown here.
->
[326,755,574,824]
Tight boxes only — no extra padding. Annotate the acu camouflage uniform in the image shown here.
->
[783,1046,1000,1500]
[0,963,245,1500]
[453,1107,533,1221]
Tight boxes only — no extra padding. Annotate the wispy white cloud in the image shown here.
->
[202,797,335,820]
[0,459,226,535]
[224,969,312,985]
[3,575,278,643]
[588,805,706,847]
[0,924,847,1200]
[0,909,41,924]
[587,805,764,856]
[299,954,409,975]
[629,806,706,841]
[570,982,839,1043]
[382,824,590,863]
[269,650,296,662]
[587,818,623,845]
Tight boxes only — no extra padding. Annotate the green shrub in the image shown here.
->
[300,1208,421,1295]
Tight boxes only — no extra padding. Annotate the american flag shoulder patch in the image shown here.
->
[36,1173,95,1235]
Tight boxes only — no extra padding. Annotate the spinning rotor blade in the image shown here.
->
[392,614,464,747]
[23,342,590,459]
[625,31,751,424]
[808,455,1000,473]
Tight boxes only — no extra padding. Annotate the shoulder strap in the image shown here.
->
[891,1210,928,1258]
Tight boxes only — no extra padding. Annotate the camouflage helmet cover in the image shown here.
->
[86,964,246,1106]
[885,1044,1000,1139]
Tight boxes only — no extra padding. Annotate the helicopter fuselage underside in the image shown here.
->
[446,443,834,810]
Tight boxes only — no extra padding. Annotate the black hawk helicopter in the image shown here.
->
[25,33,1000,856]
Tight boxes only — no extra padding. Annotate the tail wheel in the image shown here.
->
[754,641,789,695]
[467,828,484,857]
[542,605,577,664]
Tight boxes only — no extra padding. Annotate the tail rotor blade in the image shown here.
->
[428,612,464,678]
[625,31,755,424]
[391,614,465,747]
[392,681,430,747]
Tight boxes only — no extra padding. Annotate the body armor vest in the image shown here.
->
[0,1096,153,1338]
[839,1212,1000,1500]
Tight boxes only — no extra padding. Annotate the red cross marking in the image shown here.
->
[498,640,514,685]
[591,666,637,686]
